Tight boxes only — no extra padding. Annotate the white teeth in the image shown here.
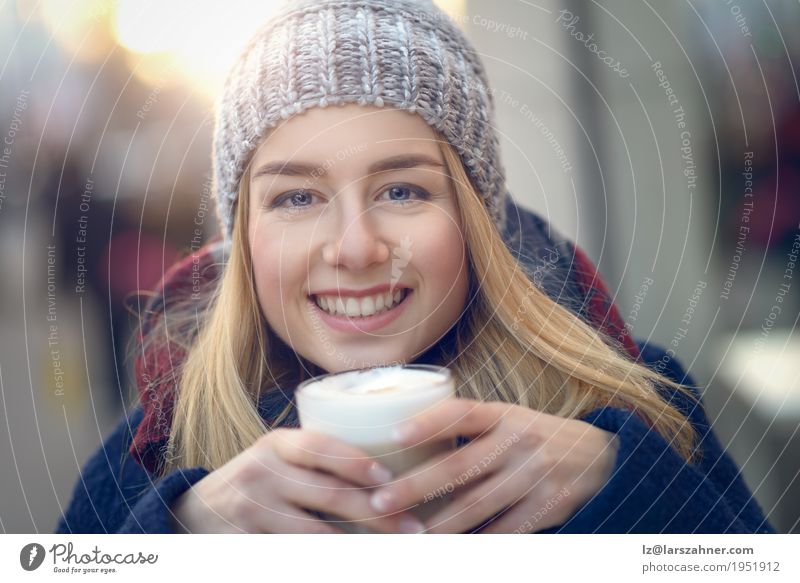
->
[345,297,360,317]
[360,296,376,316]
[313,289,408,317]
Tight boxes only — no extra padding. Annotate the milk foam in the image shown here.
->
[298,366,447,398]
[296,365,454,437]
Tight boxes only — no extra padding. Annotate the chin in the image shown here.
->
[307,345,419,373]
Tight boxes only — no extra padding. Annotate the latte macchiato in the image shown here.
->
[296,365,456,533]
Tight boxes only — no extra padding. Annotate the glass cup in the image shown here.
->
[295,364,456,533]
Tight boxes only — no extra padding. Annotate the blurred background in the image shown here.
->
[0,0,797,533]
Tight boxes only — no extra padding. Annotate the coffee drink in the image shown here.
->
[296,365,456,532]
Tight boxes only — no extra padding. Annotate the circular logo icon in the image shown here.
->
[20,543,46,571]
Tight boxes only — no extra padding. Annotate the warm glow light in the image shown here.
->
[38,0,114,63]
[112,0,285,98]
[434,0,468,18]
[720,331,800,419]
[113,0,182,54]
[21,0,472,98]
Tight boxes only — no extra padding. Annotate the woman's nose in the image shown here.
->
[322,209,390,271]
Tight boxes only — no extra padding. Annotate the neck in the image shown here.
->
[412,321,459,367]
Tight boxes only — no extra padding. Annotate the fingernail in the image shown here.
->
[368,462,393,485]
[370,490,394,513]
[392,421,416,443]
[399,516,426,534]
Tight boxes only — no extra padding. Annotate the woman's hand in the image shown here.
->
[170,428,426,533]
[367,398,620,533]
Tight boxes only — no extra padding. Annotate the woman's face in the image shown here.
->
[248,104,469,373]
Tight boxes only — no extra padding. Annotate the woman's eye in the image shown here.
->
[271,190,317,209]
[267,185,429,211]
[378,185,429,204]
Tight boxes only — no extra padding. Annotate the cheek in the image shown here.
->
[411,213,468,295]
[249,227,308,319]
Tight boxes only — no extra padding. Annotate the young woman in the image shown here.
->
[57,0,774,534]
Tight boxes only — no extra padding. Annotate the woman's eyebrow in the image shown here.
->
[250,153,444,180]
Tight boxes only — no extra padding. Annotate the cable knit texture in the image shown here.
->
[212,0,507,242]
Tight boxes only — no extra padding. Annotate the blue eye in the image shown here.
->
[379,185,429,205]
[268,184,430,212]
[272,190,317,209]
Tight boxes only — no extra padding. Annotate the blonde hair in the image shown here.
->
[152,140,699,476]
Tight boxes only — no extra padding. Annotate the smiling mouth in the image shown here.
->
[310,288,411,318]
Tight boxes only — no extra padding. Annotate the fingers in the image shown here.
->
[267,429,394,488]
[475,508,536,534]
[475,489,571,533]
[368,432,509,515]
[278,465,426,534]
[393,399,511,447]
[181,482,346,534]
[249,503,347,534]
[422,471,529,534]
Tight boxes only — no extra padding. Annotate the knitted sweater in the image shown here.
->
[54,199,776,534]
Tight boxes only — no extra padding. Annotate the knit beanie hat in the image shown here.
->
[212,0,507,242]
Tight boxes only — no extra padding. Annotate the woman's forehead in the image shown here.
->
[251,104,442,164]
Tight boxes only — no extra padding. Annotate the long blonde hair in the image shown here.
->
[153,141,699,475]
